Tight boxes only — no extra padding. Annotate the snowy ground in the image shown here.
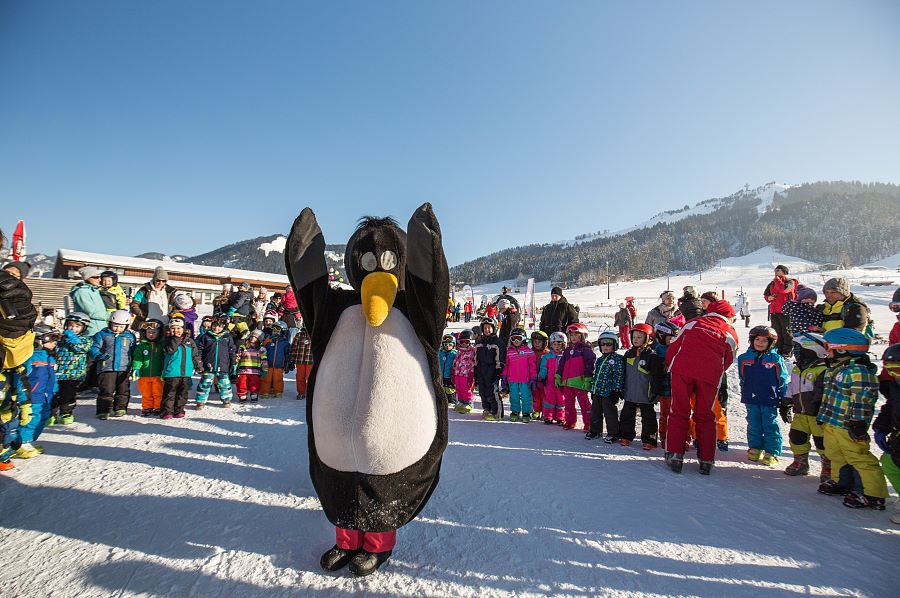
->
[2,250,898,597]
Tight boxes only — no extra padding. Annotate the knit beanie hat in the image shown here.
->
[775,264,789,275]
[681,286,698,298]
[795,285,817,303]
[705,299,735,318]
[700,291,720,302]
[618,302,626,309]
[79,266,102,280]
[152,266,169,282]
[551,286,563,296]
[660,290,675,300]
[822,277,850,297]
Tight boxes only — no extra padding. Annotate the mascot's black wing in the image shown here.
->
[405,202,450,350]
[285,208,327,333]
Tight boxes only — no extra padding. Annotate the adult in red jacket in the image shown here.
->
[763,265,796,357]
[664,299,739,474]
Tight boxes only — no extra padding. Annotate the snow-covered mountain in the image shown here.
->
[186,234,347,277]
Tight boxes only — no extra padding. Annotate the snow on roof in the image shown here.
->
[57,248,290,285]
[258,236,287,256]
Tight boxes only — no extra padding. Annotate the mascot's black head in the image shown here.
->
[345,216,407,327]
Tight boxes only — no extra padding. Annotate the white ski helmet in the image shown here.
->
[109,310,131,326]
[549,331,567,345]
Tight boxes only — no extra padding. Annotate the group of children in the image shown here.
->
[437,300,900,521]
[1,306,316,470]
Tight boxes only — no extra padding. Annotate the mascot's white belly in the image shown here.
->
[313,305,438,476]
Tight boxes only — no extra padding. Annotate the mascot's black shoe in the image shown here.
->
[320,545,361,572]
[349,550,393,577]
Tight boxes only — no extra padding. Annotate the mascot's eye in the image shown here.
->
[380,251,398,270]
[360,252,377,272]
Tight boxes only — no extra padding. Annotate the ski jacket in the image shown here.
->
[130,282,177,330]
[820,294,870,335]
[764,276,797,314]
[737,348,789,407]
[236,345,268,375]
[782,300,824,335]
[557,341,596,390]
[474,334,506,382]
[786,359,826,416]
[0,270,37,345]
[539,297,579,334]
[503,345,536,383]
[653,342,672,396]
[451,346,476,378]
[873,376,899,465]
[132,339,165,378]
[162,334,202,378]
[70,282,109,336]
[590,352,624,398]
[665,311,739,386]
[100,284,128,311]
[614,308,633,327]
[26,349,57,405]
[439,348,457,379]
[227,290,254,317]
[626,303,637,321]
[818,355,879,428]
[264,335,291,369]
[195,331,237,374]
[90,328,137,373]
[498,309,520,348]
[539,350,562,386]
[623,345,664,404]
[55,329,92,381]
[175,307,198,336]
[645,304,679,329]
[290,327,314,365]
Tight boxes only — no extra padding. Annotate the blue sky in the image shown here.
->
[2,1,899,267]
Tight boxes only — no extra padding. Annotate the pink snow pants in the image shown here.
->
[563,387,591,428]
[454,374,474,405]
[543,385,564,421]
[336,527,396,552]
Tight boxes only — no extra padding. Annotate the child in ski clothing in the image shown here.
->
[502,328,536,421]
[90,309,136,419]
[653,321,680,446]
[781,285,824,358]
[614,303,633,350]
[260,322,290,398]
[439,334,458,405]
[780,332,829,479]
[0,369,31,471]
[197,315,213,338]
[619,324,664,448]
[587,330,624,441]
[289,323,313,400]
[556,323,595,430]
[451,330,476,413]
[738,326,790,465]
[160,317,202,418]
[195,316,237,407]
[474,317,505,421]
[539,332,566,424]
[236,330,268,403]
[14,327,59,458]
[51,312,92,425]
[529,331,549,419]
[816,329,887,509]
[874,344,900,522]
[131,319,166,416]
[171,293,198,336]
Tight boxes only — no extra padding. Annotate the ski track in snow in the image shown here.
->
[2,259,898,597]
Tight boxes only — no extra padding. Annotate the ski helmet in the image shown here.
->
[509,327,527,343]
[883,343,900,379]
[566,322,589,338]
[597,330,619,351]
[823,328,870,356]
[441,333,456,348]
[457,329,473,345]
[108,309,131,326]
[249,329,264,340]
[792,332,828,359]
[33,323,61,347]
[470,325,481,337]
[65,311,91,327]
[630,323,654,345]
[174,293,194,310]
[549,331,567,346]
[530,330,548,346]
[100,270,118,285]
[654,320,680,343]
[213,315,230,327]
[749,325,778,350]
[169,316,185,329]
[264,310,278,322]
[497,298,510,311]
[201,315,214,323]
[272,320,288,333]
[891,287,900,320]
[481,316,498,333]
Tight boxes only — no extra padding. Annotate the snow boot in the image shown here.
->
[297,394,306,401]
[784,454,810,476]
[174,413,185,419]
[113,409,127,418]
[161,413,174,420]
[46,414,57,426]
[195,403,205,411]
[585,431,598,440]
[484,414,498,422]
[761,453,779,466]
[509,412,520,423]
[603,435,617,444]
[222,401,232,408]
[32,444,45,454]
[554,419,564,426]
[563,422,575,430]
[60,414,74,425]
[12,444,40,459]
[747,448,761,462]
[349,550,392,577]
[141,409,154,417]
[619,438,632,446]
[531,412,542,421]
[250,393,259,402]
[543,419,553,425]
[819,456,832,483]
[320,545,360,572]
[642,443,656,451]
[665,452,684,473]
[238,396,247,404]
[843,492,886,510]
[716,440,729,452]
[97,413,109,421]
[699,460,714,475]
[0,460,15,471]
[459,403,472,413]
[521,413,530,423]
[818,479,850,496]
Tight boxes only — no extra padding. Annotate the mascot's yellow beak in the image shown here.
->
[361,272,398,327]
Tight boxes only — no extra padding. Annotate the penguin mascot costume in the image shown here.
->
[285,203,449,577]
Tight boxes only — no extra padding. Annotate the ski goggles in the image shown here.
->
[40,332,62,343]
[457,339,471,347]
[885,362,900,377]
[141,321,161,330]
[599,340,616,346]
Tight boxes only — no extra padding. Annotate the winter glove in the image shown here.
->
[18,403,32,426]
[874,429,889,452]
[0,409,11,424]
[63,329,80,343]
[568,376,591,391]
[778,401,793,424]
[554,374,562,388]
[97,352,111,362]
[845,420,870,442]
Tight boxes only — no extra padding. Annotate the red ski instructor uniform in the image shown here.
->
[664,300,739,462]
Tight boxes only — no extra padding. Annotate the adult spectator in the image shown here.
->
[539,286,579,334]
[70,267,109,336]
[463,299,473,323]
[130,266,177,330]
[646,291,679,329]
[820,277,871,335]
[99,270,128,311]
[212,286,234,316]
[2,261,30,281]
[663,299,739,474]
[763,265,797,356]
[614,302,633,349]
[679,287,703,321]
[498,299,520,348]
[227,281,254,318]
[0,230,37,369]
[889,287,900,345]
[252,287,269,327]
